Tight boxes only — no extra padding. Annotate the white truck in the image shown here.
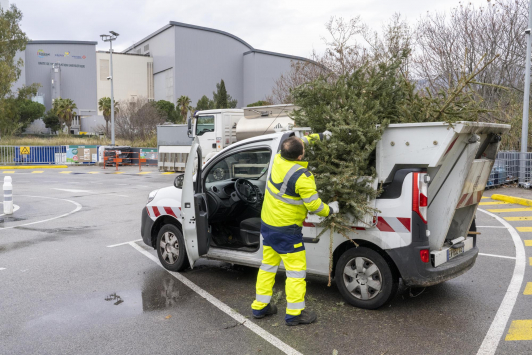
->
[187,105,296,163]
[141,120,510,309]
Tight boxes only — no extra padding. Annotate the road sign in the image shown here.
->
[20,146,30,155]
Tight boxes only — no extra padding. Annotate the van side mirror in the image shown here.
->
[187,118,192,136]
[174,173,184,189]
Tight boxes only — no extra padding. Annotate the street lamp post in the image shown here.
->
[100,31,119,146]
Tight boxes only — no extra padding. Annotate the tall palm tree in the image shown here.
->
[53,98,78,134]
[176,95,192,124]
[98,97,120,135]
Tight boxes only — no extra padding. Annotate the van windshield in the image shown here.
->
[196,115,215,136]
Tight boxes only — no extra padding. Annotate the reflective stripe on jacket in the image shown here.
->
[261,133,329,230]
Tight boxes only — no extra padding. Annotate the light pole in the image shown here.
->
[100,31,119,146]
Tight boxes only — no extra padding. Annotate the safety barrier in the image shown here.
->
[518,152,532,188]
[0,145,67,165]
[487,151,532,189]
[102,150,155,172]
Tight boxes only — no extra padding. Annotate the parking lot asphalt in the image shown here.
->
[1,167,530,355]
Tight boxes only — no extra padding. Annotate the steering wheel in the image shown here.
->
[234,179,259,204]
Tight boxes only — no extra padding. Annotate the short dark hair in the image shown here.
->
[281,137,304,160]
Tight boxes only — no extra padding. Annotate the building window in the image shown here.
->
[100,59,109,81]
[144,44,149,52]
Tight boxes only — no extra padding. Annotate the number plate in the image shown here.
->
[447,246,464,260]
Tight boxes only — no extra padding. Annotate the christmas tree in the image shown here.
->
[291,52,495,283]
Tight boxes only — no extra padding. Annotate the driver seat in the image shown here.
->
[240,218,261,247]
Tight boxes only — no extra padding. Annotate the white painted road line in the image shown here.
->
[476,226,507,228]
[476,208,526,355]
[128,242,303,355]
[478,253,516,260]
[107,239,142,248]
[0,268,6,271]
[0,195,82,230]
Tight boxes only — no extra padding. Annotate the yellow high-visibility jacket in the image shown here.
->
[261,133,330,232]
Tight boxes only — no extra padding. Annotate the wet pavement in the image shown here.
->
[0,167,530,355]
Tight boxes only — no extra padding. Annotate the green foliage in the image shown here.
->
[212,79,237,109]
[0,84,44,135]
[195,95,214,111]
[154,100,178,123]
[0,4,28,100]
[247,100,271,107]
[176,95,192,124]
[43,110,61,133]
[292,53,495,241]
[53,98,77,134]
[98,97,120,134]
[215,79,228,109]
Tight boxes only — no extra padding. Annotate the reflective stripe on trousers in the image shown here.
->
[251,246,307,316]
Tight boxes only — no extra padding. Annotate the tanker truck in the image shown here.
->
[187,104,298,163]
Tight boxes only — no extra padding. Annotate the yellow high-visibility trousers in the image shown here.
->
[251,245,307,317]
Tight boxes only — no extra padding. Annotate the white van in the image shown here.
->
[141,121,510,309]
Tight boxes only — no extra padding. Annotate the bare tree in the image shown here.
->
[114,97,167,140]
[267,15,413,104]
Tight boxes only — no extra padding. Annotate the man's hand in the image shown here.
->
[323,130,332,140]
[328,201,339,214]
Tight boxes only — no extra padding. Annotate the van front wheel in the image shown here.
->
[156,224,189,272]
[335,247,398,309]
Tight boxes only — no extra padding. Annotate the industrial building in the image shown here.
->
[12,21,313,134]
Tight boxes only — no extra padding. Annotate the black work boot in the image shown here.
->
[285,310,317,326]
[252,304,278,319]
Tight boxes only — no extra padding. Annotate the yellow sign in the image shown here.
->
[20,146,30,155]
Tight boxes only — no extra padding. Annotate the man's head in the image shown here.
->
[281,137,305,161]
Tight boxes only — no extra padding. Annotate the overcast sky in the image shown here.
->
[12,0,488,57]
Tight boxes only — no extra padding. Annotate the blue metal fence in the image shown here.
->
[0,145,67,165]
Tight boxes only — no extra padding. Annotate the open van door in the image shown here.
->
[181,138,211,268]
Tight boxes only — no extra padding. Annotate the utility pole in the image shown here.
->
[521,1,532,186]
[100,31,120,146]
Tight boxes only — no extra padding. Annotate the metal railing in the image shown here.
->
[0,145,67,165]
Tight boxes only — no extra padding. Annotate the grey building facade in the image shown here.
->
[24,41,98,114]
[13,22,313,134]
[16,41,99,133]
[124,22,312,107]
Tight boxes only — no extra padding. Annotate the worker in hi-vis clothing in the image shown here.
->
[251,132,339,326]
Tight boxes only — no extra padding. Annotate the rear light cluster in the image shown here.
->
[420,249,430,263]
[412,172,428,224]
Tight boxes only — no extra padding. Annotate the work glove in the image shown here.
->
[328,201,339,214]
[322,130,332,140]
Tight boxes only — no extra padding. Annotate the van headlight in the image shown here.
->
[147,189,159,204]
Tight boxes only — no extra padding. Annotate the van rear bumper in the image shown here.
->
[386,243,479,287]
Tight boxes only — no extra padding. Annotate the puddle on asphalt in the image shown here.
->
[25,269,194,332]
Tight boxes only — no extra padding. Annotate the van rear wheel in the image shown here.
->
[335,247,398,309]
[156,224,189,272]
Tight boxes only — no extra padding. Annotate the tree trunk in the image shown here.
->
[106,120,109,136]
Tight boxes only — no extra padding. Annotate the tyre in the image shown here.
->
[335,247,398,309]
[156,224,189,272]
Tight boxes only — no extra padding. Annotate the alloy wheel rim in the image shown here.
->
[160,231,179,264]
[343,256,383,300]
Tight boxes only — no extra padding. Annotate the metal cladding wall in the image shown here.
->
[24,41,97,114]
[125,25,175,102]
[173,24,251,108]
[124,22,310,108]
[243,50,295,105]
